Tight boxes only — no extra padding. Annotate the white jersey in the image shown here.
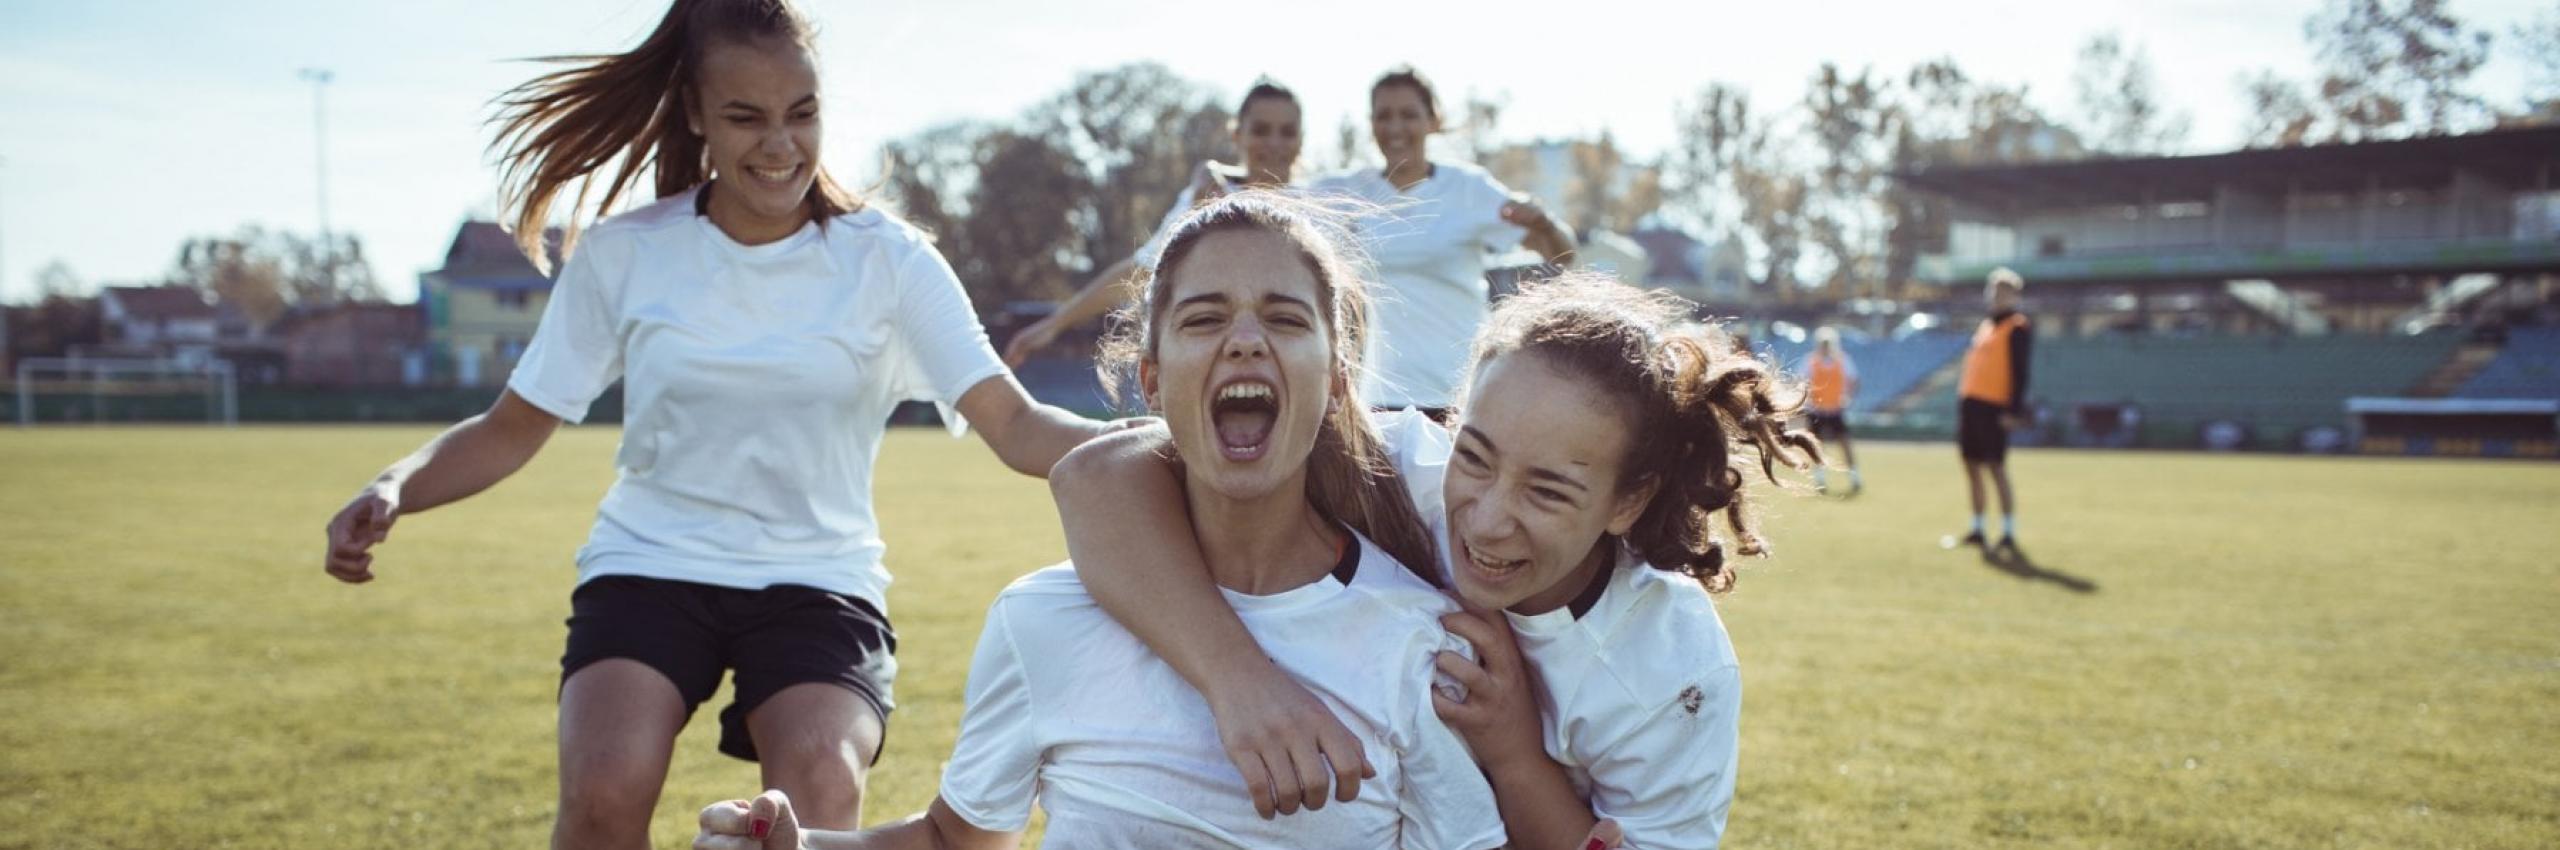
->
[507,186,1009,612]
[1313,162,1528,409]
[1373,409,1743,849]
[937,535,1507,850]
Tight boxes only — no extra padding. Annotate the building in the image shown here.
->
[282,302,425,387]
[1896,125,2560,336]
[418,221,562,386]
[97,286,220,364]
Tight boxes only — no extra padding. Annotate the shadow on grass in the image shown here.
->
[1981,544,2100,594]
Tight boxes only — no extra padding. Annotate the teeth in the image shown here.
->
[1216,382,1274,402]
[1467,547,1523,573]
[749,166,795,182]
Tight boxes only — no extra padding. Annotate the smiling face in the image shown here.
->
[1369,83,1438,171]
[1144,227,1341,503]
[687,37,823,243]
[1443,351,1656,614]
[1234,95,1304,185]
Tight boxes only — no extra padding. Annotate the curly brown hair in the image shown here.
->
[1463,272,1822,593]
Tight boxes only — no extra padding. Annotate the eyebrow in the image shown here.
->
[1171,292,1317,312]
[1458,426,1593,494]
[722,95,818,112]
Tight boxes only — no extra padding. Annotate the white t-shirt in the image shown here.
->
[1373,409,1743,849]
[507,187,1009,611]
[1313,162,1528,409]
[937,536,1507,850]
[1132,182,1205,271]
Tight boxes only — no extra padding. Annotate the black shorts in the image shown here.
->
[561,576,898,763]
[1958,398,2011,463]
[1809,411,1851,441]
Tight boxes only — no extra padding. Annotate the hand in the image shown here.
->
[1999,412,2023,431]
[1497,194,1553,231]
[1002,316,1064,368]
[1204,665,1376,819]
[1430,609,1547,768]
[1193,160,1238,201]
[323,483,401,584]
[696,790,802,850]
[1585,818,1625,849]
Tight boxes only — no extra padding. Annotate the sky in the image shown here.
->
[0,0,2549,304]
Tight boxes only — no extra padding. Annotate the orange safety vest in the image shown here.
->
[1959,314,2028,405]
[1808,352,1849,412]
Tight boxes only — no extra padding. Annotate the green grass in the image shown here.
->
[2,428,2555,848]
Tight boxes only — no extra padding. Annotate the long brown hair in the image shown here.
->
[1465,272,1823,593]
[487,0,862,272]
[1097,191,1443,584]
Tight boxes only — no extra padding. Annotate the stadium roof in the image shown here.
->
[1896,125,2560,209]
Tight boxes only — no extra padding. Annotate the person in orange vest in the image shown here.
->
[1953,268,2031,552]
[1806,326,1861,495]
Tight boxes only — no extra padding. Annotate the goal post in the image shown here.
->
[12,357,239,427]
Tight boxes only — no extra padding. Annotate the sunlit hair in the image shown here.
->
[1370,65,1442,120]
[1238,76,1299,119]
[486,0,863,272]
[1097,190,1441,584]
[1987,266,2026,294]
[1462,272,1823,594]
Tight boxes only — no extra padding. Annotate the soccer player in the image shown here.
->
[1001,77,1308,366]
[1806,326,1862,495]
[318,2,1117,844]
[1952,267,2032,552]
[697,193,1527,849]
[1314,66,1577,419]
[1053,272,1818,849]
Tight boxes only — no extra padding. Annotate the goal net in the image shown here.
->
[12,357,238,426]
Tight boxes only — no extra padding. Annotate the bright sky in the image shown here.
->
[0,0,2547,303]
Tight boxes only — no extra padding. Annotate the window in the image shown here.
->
[495,290,531,310]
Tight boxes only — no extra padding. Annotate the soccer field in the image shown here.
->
[2,427,2554,849]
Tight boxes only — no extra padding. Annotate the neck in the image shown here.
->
[704,179,809,245]
[1187,470,1340,596]
[1384,158,1431,189]
[1513,536,1613,616]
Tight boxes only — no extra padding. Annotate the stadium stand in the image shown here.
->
[2455,327,2560,400]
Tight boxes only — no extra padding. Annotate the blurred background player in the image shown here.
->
[1806,326,1861,496]
[1951,268,2031,553]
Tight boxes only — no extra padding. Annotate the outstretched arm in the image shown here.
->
[1001,257,1143,367]
[954,374,1117,478]
[1051,426,1377,817]
[322,390,560,583]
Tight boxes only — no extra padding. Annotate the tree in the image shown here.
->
[2071,32,2192,154]
[2238,70,2322,147]
[1801,63,1893,296]
[1671,82,1808,292]
[2516,4,2560,119]
[958,130,1089,309]
[162,227,383,330]
[2270,0,2497,143]
[34,260,82,299]
[1026,63,1229,270]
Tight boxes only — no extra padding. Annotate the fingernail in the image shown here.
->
[752,818,770,839]
[1587,840,1606,850]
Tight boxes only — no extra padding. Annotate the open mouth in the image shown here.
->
[1458,539,1529,585]
[1210,380,1278,463]
[743,163,802,189]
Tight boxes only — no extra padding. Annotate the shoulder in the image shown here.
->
[1589,565,1739,693]
[986,563,1100,620]
[1435,159,1510,194]
[588,189,702,242]
[822,206,938,255]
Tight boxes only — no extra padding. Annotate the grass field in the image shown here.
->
[2,426,2556,849]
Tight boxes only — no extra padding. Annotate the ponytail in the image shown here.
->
[1466,272,1820,594]
[486,0,858,272]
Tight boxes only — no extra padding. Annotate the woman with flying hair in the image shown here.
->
[317,1,1116,844]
